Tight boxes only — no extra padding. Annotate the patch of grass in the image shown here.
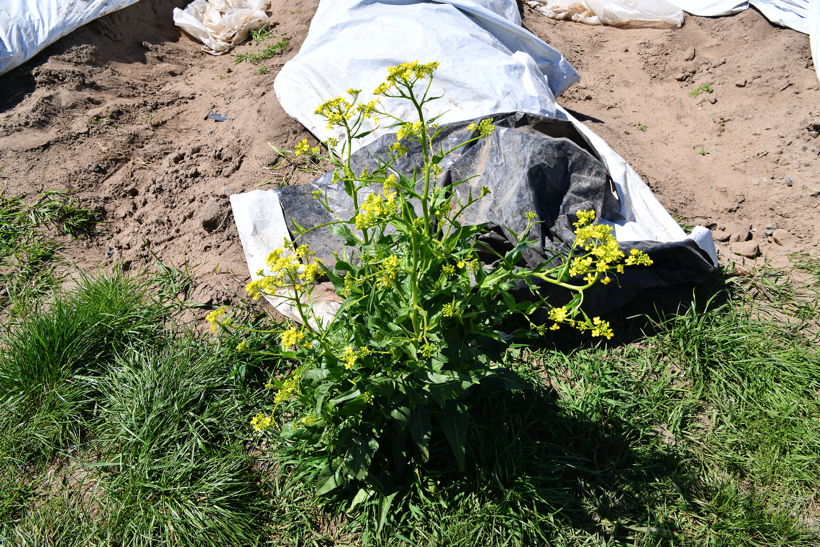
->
[91,340,270,545]
[147,254,197,312]
[729,257,819,332]
[635,122,648,132]
[250,25,274,43]
[690,84,714,97]
[697,145,709,156]
[0,274,165,465]
[0,273,280,543]
[233,37,289,65]
[0,191,99,315]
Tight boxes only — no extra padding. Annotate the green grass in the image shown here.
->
[0,274,165,465]
[0,259,817,543]
[0,273,280,544]
[233,37,289,65]
[690,84,714,97]
[0,191,99,315]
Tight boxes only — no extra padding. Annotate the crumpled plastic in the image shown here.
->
[529,0,685,28]
[173,0,270,55]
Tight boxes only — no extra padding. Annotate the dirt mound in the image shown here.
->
[0,1,815,309]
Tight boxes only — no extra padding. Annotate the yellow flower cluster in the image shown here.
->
[274,375,300,404]
[373,61,440,95]
[536,305,614,339]
[340,346,369,370]
[625,248,653,266]
[590,317,614,339]
[357,100,378,120]
[377,254,400,288]
[342,345,357,369]
[205,307,227,333]
[383,173,398,190]
[567,210,653,286]
[294,138,320,156]
[396,121,423,141]
[281,326,305,349]
[442,301,458,317]
[355,192,395,230]
[246,244,322,299]
[251,413,273,432]
[389,141,408,157]
[314,96,355,129]
[299,414,320,427]
[467,118,495,138]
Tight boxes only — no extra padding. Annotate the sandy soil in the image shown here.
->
[0,0,816,308]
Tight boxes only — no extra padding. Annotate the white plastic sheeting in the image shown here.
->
[532,0,817,34]
[666,1,814,34]
[274,0,580,154]
[0,0,139,76]
[240,0,718,287]
[530,0,684,28]
[172,0,270,55]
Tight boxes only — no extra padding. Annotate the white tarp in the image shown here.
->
[0,0,139,76]
[238,0,718,289]
[666,1,813,34]
[172,0,270,55]
[530,1,684,28]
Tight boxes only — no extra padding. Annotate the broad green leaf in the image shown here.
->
[439,402,469,471]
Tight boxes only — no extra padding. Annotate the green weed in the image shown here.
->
[233,37,289,65]
[690,84,714,97]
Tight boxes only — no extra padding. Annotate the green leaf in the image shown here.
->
[377,492,399,534]
[409,407,431,461]
[345,433,379,480]
[329,224,359,246]
[349,488,372,512]
[316,465,344,495]
[439,401,469,471]
[329,388,362,407]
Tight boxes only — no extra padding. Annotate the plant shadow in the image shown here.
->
[393,380,700,543]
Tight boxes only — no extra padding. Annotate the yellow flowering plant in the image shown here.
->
[210,61,652,496]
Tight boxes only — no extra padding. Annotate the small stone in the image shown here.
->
[735,79,747,87]
[731,240,760,259]
[683,47,696,61]
[720,221,752,242]
[708,96,717,104]
[771,229,795,247]
[784,176,793,187]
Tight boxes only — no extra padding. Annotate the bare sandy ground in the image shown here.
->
[0,0,816,307]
